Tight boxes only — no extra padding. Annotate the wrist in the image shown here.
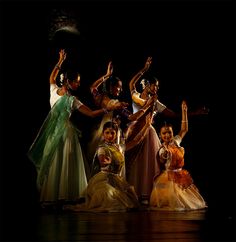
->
[55,64,61,70]
[103,108,109,114]
[140,108,145,113]
[103,74,111,81]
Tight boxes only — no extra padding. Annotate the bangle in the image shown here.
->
[140,109,145,113]
[56,64,61,70]
[103,108,109,114]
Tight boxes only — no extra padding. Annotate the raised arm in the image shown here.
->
[129,56,152,94]
[49,49,67,84]
[90,61,113,93]
[178,100,188,139]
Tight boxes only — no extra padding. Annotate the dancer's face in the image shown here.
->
[103,128,117,143]
[110,80,123,97]
[160,126,173,143]
[149,82,159,96]
[68,75,81,90]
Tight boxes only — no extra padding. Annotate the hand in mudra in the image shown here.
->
[103,156,112,165]
[106,101,129,112]
[144,56,152,70]
[181,100,188,111]
[145,95,157,108]
[115,102,129,110]
[145,113,153,126]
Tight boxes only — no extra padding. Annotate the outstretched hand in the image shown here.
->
[115,101,129,110]
[106,101,129,111]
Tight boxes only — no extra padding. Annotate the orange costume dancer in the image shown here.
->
[150,101,207,211]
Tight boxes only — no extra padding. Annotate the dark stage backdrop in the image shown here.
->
[0,0,235,240]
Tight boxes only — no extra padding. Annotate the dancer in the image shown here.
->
[149,100,207,211]
[126,57,170,204]
[28,49,118,208]
[64,121,139,212]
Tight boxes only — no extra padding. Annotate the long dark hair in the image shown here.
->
[59,68,80,84]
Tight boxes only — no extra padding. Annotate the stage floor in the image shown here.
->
[27,207,234,242]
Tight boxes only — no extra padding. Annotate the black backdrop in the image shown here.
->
[0,0,235,240]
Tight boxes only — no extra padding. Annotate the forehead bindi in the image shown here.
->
[161,126,172,133]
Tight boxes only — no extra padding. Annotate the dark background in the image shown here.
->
[0,0,235,240]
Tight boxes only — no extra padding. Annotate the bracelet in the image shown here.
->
[140,109,145,113]
[56,64,61,70]
[103,108,109,114]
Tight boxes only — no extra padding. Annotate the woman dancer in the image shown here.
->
[149,101,207,211]
[64,121,139,212]
[28,49,118,208]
